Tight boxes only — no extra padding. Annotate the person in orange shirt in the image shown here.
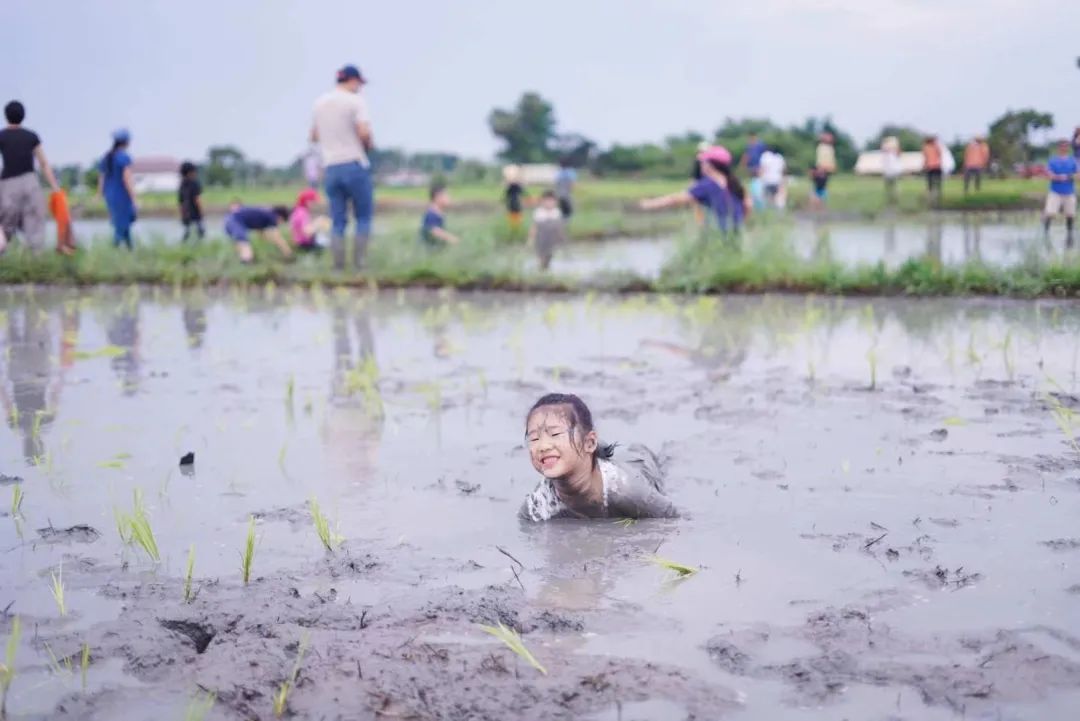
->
[922,136,943,206]
[963,135,990,194]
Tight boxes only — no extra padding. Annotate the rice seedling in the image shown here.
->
[477,622,547,675]
[10,485,23,518]
[73,345,127,361]
[8,405,18,427]
[0,616,20,714]
[43,642,72,676]
[241,516,257,584]
[942,416,967,427]
[285,374,295,414]
[272,634,309,717]
[184,689,216,721]
[80,643,89,690]
[650,556,699,578]
[120,489,161,562]
[1046,394,1080,453]
[277,441,288,472]
[30,410,45,439]
[612,518,637,528]
[308,497,343,552]
[183,545,196,602]
[50,563,66,616]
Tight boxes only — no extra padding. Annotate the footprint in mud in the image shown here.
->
[1040,538,1080,552]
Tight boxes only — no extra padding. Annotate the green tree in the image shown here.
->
[988,109,1054,168]
[204,145,247,187]
[866,125,926,152]
[488,92,557,163]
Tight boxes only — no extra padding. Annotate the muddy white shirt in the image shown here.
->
[518,444,678,521]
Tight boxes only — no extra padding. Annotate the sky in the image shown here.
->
[7,0,1080,167]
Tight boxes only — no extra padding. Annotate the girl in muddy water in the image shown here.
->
[519,393,678,521]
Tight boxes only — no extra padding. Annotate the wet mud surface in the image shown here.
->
[0,287,1078,720]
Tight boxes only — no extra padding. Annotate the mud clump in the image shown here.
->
[159,618,216,653]
[36,524,101,544]
[1040,538,1080,552]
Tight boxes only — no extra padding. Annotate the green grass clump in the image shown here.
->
[650,556,699,578]
[272,635,309,718]
[0,617,20,714]
[115,489,161,562]
[308,497,343,553]
[50,564,66,616]
[183,545,196,602]
[477,622,547,675]
[241,516,257,585]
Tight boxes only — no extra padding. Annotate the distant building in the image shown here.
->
[130,156,181,193]
[854,151,925,176]
[380,169,432,188]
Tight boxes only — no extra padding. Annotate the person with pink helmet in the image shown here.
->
[639,145,747,235]
[289,188,328,253]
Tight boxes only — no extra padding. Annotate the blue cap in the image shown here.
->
[112,128,130,143]
[336,65,366,83]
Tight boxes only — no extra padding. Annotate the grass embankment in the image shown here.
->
[2,218,1079,298]
[72,175,1046,218]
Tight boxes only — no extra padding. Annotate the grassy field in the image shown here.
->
[70,175,1048,219]
[2,215,1078,298]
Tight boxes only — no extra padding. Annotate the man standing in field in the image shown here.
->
[962,134,990,194]
[0,100,60,253]
[742,132,767,178]
[1044,139,1077,247]
[311,64,374,271]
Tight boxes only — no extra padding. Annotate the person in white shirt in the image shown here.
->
[758,147,786,209]
[880,136,902,206]
[311,64,374,270]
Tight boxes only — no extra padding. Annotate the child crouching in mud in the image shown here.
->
[519,393,678,521]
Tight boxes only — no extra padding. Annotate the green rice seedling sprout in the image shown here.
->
[30,410,44,439]
[308,497,343,552]
[184,689,216,721]
[612,518,637,528]
[43,642,72,676]
[477,622,547,675]
[50,563,66,616]
[866,344,878,390]
[8,405,18,427]
[650,556,699,578]
[1001,329,1015,379]
[183,545,196,602]
[1,616,20,714]
[285,374,295,413]
[241,516,257,584]
[277,441,287,472]
[80,643,89,690]
[125,489,161,562]
[10,485,23,518]
[272,634,309,717]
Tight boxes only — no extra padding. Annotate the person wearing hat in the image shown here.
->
[311,64,374,270]
[97,129,137,248]
[639,145,746,234]
[0,100,60,253]
[1044,138,1077,247]
[962,134,990,194]
[289,188,329,252]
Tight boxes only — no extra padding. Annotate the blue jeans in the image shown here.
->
[324,161,373,238]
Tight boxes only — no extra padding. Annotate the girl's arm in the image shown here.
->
[639,191,693,211]
[34,147,60,192]
[430,226,460,245]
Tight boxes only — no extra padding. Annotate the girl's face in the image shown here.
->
[525,406,596,480]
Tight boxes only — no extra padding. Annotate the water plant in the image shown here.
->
[183,545,196,602]
[308,497,343,552]
[184,689,216,721]
[272,634,309,717]
[650,556,699,578]
[43,642,72,676]
[477,622,547,675]
[0,616,19,714]
[241,516,257,584]
[115,489,161,562]
[80,643,90,690]
[10,485,22,518]
[50,563,66,616]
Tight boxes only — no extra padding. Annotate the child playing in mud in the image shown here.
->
[527,190,567,270]
[420,183,460,248]
[519,393,678,521]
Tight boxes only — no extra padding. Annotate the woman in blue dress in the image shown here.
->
[97,129,136,248]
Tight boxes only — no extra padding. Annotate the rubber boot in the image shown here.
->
[353,234,370,270]
[331,235,346,270]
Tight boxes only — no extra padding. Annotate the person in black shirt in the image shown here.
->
[0,101,59,252]
[177,161,204,240]
[502,164,527,231]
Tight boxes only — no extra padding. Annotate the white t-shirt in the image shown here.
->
[312,89,370,168]
[759,151,786,185]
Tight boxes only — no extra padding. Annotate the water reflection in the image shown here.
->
[324,303,383,477]
[104,302,141,396]
[182,295,208,350]
[1,307,59,461]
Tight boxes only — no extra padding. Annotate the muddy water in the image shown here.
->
[0,287,1078,720]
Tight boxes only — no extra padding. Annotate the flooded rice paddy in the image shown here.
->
[0,286,1078,720]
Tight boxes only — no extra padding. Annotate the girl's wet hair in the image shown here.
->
[525,393,616,467]
[707,159,746,203]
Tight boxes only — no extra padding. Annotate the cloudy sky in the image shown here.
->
[7,0,1080,166]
